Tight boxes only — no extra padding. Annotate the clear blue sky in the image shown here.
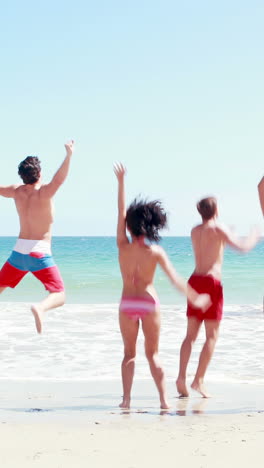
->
[0,0,263,235]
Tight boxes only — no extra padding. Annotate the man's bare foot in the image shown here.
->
[176,378,189,398]
[191,380,211,398]
[31,304,44,334]
[119,398,130,409]
[160,398,170,410]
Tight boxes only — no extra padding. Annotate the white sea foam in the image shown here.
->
[0,302,263,384]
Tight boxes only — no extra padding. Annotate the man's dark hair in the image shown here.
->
[197,197,217,221]
[18,156,41,185]
[126,198,167,242]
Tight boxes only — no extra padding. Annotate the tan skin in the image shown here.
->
[258,176,264,216]
[0,140,74,333]
[114,163,211,409]
[176,212,260,398]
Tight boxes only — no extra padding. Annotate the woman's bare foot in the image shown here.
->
[31,304,44,334]
[119,397,130,409]
[191,380,211,398]
[176,378,189,398]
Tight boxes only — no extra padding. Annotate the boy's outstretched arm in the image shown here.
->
[40,140,74,198]
[114,162,129,247]
[157,247,211,312]
[219,224,261,252]
[0,185,18,198]
[258,176,264,216]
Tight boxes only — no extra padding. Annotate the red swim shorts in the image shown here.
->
[187,274,223,321]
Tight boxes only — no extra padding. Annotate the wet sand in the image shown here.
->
[0,379,263,467]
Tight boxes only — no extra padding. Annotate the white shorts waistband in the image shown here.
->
[13,239,52,255]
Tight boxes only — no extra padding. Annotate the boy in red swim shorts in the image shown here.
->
[176,196,260,398]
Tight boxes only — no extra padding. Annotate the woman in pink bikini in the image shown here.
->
[114,163,210,409]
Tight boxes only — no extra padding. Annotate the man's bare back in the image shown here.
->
[192,219,260,281]
[191,222,225,280]
[14,184,54,241]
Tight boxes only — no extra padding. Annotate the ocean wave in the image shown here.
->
[0,302,263,384]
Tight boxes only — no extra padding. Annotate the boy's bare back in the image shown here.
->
[191,222,225,280]
[192,195,260,281]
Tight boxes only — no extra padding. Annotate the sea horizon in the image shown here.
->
[0,236,262,305]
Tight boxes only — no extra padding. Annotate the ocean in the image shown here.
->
[0,236,263,304]
[0,236,263,386]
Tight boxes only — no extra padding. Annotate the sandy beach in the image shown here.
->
[0,379,263,467]
[0,302,263,467]
[1,412,264,468]
[0,302,262,468]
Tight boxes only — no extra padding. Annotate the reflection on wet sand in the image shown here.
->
[176,397,208,416]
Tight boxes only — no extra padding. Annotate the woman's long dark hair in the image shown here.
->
[126,198,167,242]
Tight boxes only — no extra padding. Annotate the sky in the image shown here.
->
[0,0,263,235]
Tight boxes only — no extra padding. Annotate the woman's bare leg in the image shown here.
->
[141,309,169,409]
[119,311,139,408]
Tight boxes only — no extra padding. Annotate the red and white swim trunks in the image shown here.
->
[0,239,64,292]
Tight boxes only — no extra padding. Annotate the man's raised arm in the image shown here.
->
[40,140,74,198]
[0,185,18,198]
[219,223,260,253]
[258,176,264,216]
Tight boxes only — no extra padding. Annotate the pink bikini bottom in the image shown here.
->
[120,295,159,321]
